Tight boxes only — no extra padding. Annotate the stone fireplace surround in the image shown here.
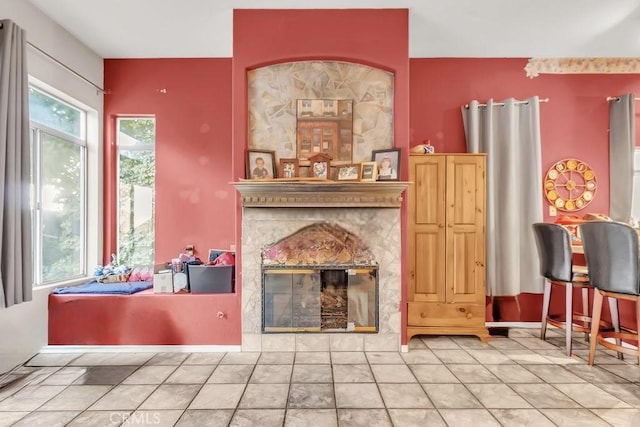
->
[241,58,400,351]
[240,202,402,352]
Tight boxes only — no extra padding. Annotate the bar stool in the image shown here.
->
[532,223,616,356]
[580,221,640,365]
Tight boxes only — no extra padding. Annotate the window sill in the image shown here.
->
[35,276,94,293]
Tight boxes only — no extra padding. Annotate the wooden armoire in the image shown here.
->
[407,154,489,342]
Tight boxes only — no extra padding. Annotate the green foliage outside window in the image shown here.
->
[117,118,155,267]
[40,134,83,283]
[29,87,82,138]
[29,87,85,284]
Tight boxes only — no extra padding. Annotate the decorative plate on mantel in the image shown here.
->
[544,158,597,212]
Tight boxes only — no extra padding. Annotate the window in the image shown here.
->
[117,118,155,266]
[29,87,86,285]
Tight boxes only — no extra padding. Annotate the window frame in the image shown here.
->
[29,86,89,286]
[115,117,156,266]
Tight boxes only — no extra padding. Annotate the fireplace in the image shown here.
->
[236,181,405,352]
[261,223,378,333]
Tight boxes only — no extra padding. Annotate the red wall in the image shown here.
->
[103,59,235,263]
[102,59,239,345]
[99,34,640,346]
[410,58,640,330]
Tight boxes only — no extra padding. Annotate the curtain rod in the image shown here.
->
[606,96,640,102]
[1,21,104,94]
[463,98,549,109]
[27,42,105,94]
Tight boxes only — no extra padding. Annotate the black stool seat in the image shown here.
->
[532,223,617,356]
[580,221,640,365]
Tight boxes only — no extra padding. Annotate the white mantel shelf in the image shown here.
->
[232,180,409,208]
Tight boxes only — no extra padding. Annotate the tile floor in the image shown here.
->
[0,327,639,426]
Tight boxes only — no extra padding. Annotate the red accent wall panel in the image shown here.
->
[232,9,411,342]
[101,59,239,345]
[410,58,640,331]
[103,58,234,263]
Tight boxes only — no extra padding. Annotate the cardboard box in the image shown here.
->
[187,264,234,293]
[153,264,174,293]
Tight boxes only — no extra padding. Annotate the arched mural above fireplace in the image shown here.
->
[247,61,394,164]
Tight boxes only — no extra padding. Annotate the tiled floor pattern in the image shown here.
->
[0,328,639,426]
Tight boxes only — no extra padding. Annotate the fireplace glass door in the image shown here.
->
[262,267,378,333]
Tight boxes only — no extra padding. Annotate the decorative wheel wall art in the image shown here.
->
[544,159,597,212]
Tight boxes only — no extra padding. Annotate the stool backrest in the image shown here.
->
[532,223,573,283]
[580,221,640,296]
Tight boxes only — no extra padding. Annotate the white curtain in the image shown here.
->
[462,97,544,296]
[0,20,32,308]
[609,94,634,223]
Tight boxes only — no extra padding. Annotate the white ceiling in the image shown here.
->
[29,0,640,59]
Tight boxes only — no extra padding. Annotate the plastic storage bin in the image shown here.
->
[187,265,234,293]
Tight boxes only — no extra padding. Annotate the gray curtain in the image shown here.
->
[462,97,544,296]
[609,94,634,223]
[0,20,32,308]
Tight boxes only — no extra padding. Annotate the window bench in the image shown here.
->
[48,289,241,345]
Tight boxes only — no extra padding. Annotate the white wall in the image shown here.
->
[0,0,103,374]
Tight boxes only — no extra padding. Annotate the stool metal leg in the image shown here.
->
[636,299,640,365]
[582,287,590,342]
[608,297,623,360]
[566,283,573,356]
[588,290,604,366]
[541,280,551,340]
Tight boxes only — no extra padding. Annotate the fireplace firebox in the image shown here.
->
[260,223,379,333]
[262,267,378,333]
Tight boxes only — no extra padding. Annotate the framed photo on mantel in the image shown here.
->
[337,164,361,181]
[278,158,299,178]
[360,161,378,182]
[246,149,276,179]
[309,152,332,179]
[372,148,401,181]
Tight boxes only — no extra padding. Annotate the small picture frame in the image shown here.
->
[311,160,329,179]
[309,153,332,179]
[336,163,361,181]
[360,161,378,182]
[278,158,299,178]
[372,148,401,181]
[246,149,276,179]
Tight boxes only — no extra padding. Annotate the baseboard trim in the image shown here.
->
[40,345,241,353]
[486,322,542,328]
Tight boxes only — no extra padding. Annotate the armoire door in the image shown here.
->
[408,156,446,303]
[445,155,486,305]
